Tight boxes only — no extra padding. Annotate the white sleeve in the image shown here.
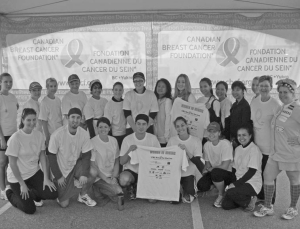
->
[123,92,131,110]
[5,134,20,157]
[164,99,172,141]
[48,133,59,154]
[83,101,94,120]
[61,94,70,115]
[104,102,113,123]
[81,131,94,153]
[193,138,203,157]
[247,147,262,170]
[150,93,159,113]
[128,150,139,164]
[203,143,210,161]
[38,101,48,121]
[221,141,233,162]
[120,137,129,156]
[188,94,197,103]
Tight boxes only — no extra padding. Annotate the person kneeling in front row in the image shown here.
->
[48,108,96,208]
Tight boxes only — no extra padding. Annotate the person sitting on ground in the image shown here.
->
[119,114,160,200]
[5,108,57,214]
[197,122,233,208]
[48,108,96,208]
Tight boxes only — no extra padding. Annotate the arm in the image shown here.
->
[0,126,6,149]
[149,112,157,127]
[124,110,136,132]
[203,161,212,173]
[190,156,204,173]
[48,152,63,180]
[86,118,96,138]
[39,150,56,191]
[112,157,120,178]
[233,168,256,187]
[120,145,137,165]
[164,99,172,141]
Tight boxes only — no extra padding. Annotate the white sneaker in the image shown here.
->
[213,195,223,208]
[0,189,8,200]
[182,194,195,203]
[282,207,298,220]
[253,205,274,217]
[78,194,97,207]
[34,200,44,207]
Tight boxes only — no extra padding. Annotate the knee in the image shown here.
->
[211,168,224,182]
[0,157,8,168]
[24,207,36,215]
[197,179,211,192]
[221,199,232,210]
[225,189,235,199]
[59,199,69,208]
[119,173,131,187]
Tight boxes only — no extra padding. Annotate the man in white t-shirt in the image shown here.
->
[62,74,87,126]
[119,114,160,200]
[48,108,96,208]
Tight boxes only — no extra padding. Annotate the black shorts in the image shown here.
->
[1,136,11,151]
[124,169,138,183]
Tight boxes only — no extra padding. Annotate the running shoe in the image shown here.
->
[129,185,136,200]
[1,189,8,200]
[244,196,257,212]
[117,193,125,211]
[78,194,97,207]
[182,194,195,203]
[213,195,223,208]
[34,200,44,207]
[281,207,298,220]
[253,204,274,217]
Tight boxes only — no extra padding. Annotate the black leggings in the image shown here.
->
[181,175,196,197]
[7,170,58,214]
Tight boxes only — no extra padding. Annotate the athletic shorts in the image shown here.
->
[0,136,11,151]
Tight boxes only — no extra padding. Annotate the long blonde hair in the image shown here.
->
[173,74,192,102]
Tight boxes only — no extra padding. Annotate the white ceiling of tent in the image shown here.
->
[0,0,299,16]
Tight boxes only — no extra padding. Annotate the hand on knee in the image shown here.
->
[119,175,131,187]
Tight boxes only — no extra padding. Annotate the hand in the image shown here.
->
[78,176,88,185]
[106,177,118,185]
[20,184,30,200]
[178,144,187,151]
[129,145,137,152]
[43,178,57,192]
[0,137,7,150]
[287,136,300,147]
[227,183,235,190]
[202,168,208,174]
[57,176,67,188]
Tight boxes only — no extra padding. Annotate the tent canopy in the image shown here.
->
[0,0,299,16]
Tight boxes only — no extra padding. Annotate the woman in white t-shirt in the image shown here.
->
[167,117,203,204]
[173,74,196,103]
[84,80,108,139]
[222,125,262,212]
[90,117,124,210]
[251,76,260,102]
[104,82,126,149]
[5,108,57,214]
[154,78,172,147]
[197,122,233,208]
[216,81,232,131]
[0,73,19,200]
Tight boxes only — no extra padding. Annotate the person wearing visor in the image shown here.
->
[123,72,159,135]
[84,79,108,138]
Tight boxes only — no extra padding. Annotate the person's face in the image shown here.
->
[278,86,294,105]
[136,119,148,133]
[200,81,211,96]
[207,129,220,142]
[176,77,185,91]
[91,84,102,97]
[259,80,272,96]
[22,114,37,131]
[216,84,227,99]
[68,114,81,129]
[237,128,251,146]
[0,76,13,91]
[69,80,80,91]
[232,87,244,100]
[251,79,259,95]
[30,88,42,100]
[113,84,123,100]
[133,77,145,91]
[97,122,110,136]
[156,81,167,97]
[47,81,58,95]
[175,119,188,136]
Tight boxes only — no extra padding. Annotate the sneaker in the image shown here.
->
[0,189,8,200]
[182,194,195,204]
[78,194,97,207]
[117,193,124,211]
[253,205,274,217]
[213,195,223,208]
[244,196,257,212]
[34,200,44,207]
[282,207,298,220]
[129,186,136,200]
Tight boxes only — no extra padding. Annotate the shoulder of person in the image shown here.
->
[51,125,66,137]
[220,139,232,147]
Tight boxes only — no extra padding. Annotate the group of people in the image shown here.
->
[0,71,299,221]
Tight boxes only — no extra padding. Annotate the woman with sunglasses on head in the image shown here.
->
[5,108,57,214]
[173,74,196,103]
[254,79,300,220]
[216,81,232,130]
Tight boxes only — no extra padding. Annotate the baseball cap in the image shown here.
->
[89,79,102,89]
[29,82,42,90]
[133,72,145,81]
[68,107,82,117]
[207,122,221,132]
[68,74,80,83]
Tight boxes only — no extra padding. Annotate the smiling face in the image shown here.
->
[259,80,272,97]
[46,81,58,96]
[156,81,167,98]
[252,79,259,95]
[133,77,145,91]
[22,114,37,131]
[216,83,227,99]
[200,81,211,96]
[136,119,148,134]
[207,129,220,142]
[69,80,80,92]
[175,119,188,136]
[232,87,244,101]
[91,84,102,98]
[97,122,110,136]
[30,88,42,101]
[113,84,123,100]
[0,76,13,92]
[176,76,186,91]
[68,114,81,129]
[278,86,294,105]
[237,128,251,146]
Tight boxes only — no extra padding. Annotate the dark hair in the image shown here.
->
[0,73,12,91]
[154,78,172,100]
[200,77,214,96]
[96,117,111,127]
[231,81,247,92]
[135,114,149,124]
[113,82,123,89]
[258,75,273,87]
[216,81,228,91]
[237,124,254,142]
[173,116,190,134]
[19,108,37,129]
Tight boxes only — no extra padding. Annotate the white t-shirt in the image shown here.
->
[104,98,126,136]
[167,135,202,177]
[204,139,233,171]
[120,133,161,173]
[6,129,46,183]
[220,98,232,128]
[91,135,119,178]
[123,89,159,128]
[0,93,18,136]
[170,98,210,140]
[23,98,42,132]
[48,125,93,178]
[39,96,63,135]
[129,145,188,201]
[251,95,281,155]
[62,91,87,115]
[234,142,262,194]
